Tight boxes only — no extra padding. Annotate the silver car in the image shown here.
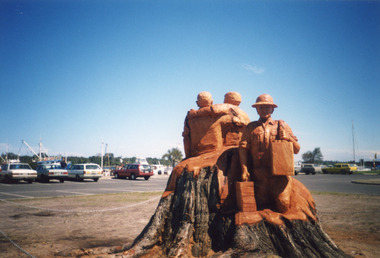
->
[36,163,68,183]
[68,163,103,182]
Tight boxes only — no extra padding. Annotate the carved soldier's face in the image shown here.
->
[256,105,274,120]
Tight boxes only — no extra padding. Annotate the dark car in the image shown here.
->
[300,164,316,175]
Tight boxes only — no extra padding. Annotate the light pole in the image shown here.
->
[101,140,104,169]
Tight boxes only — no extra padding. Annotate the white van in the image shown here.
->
[68,163,102,182]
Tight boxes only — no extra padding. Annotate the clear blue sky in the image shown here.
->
[1,0,379,162]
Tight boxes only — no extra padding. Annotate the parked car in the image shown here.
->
[35,163,68,183]
[103,166,116,176]
[151,164,165,175]
[294,165,301,175]
[68,163,103,182]
[0,162,37,183]
[322,163,358,174]
[300,164,316,175]
[114,163,153,180]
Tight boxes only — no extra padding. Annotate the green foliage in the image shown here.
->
[122,157,136,164]
[302,147,323,164]
[1,152,18,161]
[147,157,160,165]
[162,148,184,167]
[1,151,184,168]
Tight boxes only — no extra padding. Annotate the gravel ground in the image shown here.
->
[0,192,379,257]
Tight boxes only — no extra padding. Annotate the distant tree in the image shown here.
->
[302,147,323,164]
[67,156,89,165]
[112,157,122,166]
[89,156,101,165]
[162,148,183,167]
[312,147,323,164]
[124,157,136,164]
[4,152,18,160]
[19,155,34,165]
[302,151,313,163]
[147,157,160,165]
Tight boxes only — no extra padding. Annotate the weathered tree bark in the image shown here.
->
[121,152,349,257]
[124,167,234,257]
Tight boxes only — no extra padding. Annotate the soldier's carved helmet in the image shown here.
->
[224,92,242,106]
[196,92,213,108]
[252,94,278,108]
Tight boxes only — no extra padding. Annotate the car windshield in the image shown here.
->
[141,165,151,171]
[10,164,31,169]
[86,165,100,170]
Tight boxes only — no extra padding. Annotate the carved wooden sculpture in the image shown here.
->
[122,92,348,257]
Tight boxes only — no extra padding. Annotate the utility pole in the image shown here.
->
[101,140,104,169]
[105,143,109,166]
[352,120,355,163]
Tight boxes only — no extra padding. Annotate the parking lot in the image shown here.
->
[0,175,170,200]
[0,173,379,201]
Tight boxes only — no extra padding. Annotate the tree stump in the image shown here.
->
[122,148,349,257]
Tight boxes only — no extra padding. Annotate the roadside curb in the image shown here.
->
[351,179,380,185]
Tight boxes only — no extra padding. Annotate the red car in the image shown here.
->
[114,163,153,180]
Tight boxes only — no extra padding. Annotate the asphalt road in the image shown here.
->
[295,173,380,195]
[0,173,379,200]
[0,176,170,200]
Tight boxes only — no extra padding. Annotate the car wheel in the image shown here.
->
[41,175,48,183]
[144,176,150,180]
[76,175,82,182]
[114,173,119,179]
[59,179,64,183]
[306,172,309,175]
[340,170,346,174]
[94,178,99,182]
[130,174,136,180]
[8,176,15,183]
[27,179,33,184]
[312,172,316,175]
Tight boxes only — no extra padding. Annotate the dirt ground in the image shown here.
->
[0,191,379,258]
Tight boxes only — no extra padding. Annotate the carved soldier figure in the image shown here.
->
[239,94,300,213]
[183,92,250,158]
[165,91,250,199]
[220,92,250,146]
[182,92,216,158]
